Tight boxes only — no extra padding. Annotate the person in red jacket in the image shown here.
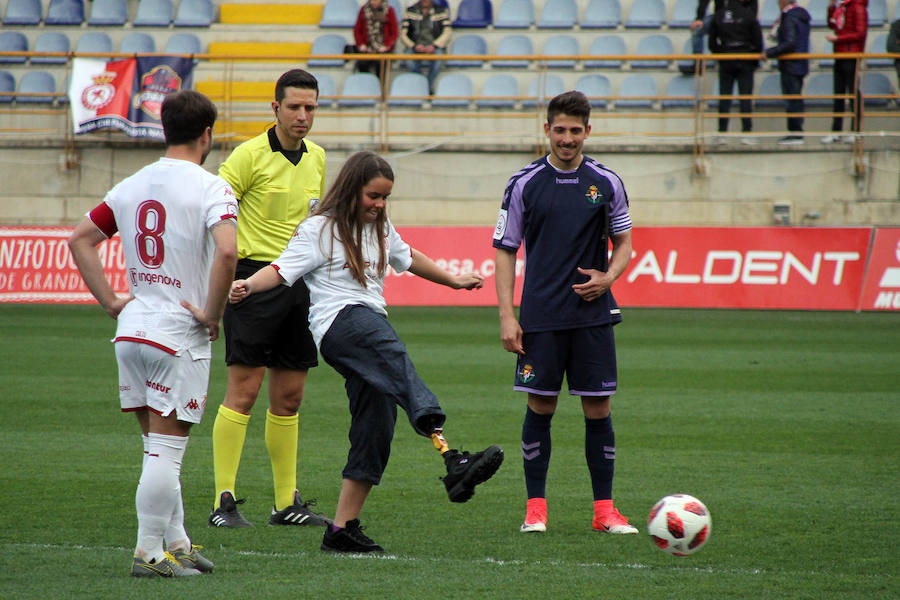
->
[353,0,399,82]
[822,0,868,143]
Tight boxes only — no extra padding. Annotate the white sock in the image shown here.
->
[165,483,190,553]
[135,433,188,562]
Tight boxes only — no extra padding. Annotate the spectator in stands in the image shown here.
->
[709,0,763,143]
[822,0,867,143]
[689,0,759,74]
[763,0,811,145]
[353,0,399,81]
[888,18,900,87]
[401,0,452,94]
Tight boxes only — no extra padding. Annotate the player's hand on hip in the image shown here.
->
[105,295,134,319]
[229,279,250,303]
[455,272,485,290]
[180,300,220,341]
[572,267,612,302]
[500,315,525,355]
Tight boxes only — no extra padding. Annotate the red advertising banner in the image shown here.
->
[858,227,900,311]
[0,225,883,311]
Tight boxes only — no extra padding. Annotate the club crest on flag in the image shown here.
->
[134,65,183,120]
[81,72,117,111]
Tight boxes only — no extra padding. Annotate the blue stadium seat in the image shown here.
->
[432,73,474,107]
[580,0,620,28]
[754,72,783,107]
[57,72,69,104]
[174,0,213,27]
[807,0,828,27]
[759,0,779,27]
[445,34,487,67]
[817,38,834,68]
[574,73,611,107]
[662,75,699,107]
[88,0,127,25]
[76,32,114,55]
[319,0,359,28]
[616,74,658,108]
[866,34,891,67]
[492,34,533,68]
[523,73,565,107]
[452,0,493,27]
[120,32,156,54]
[0,71,14,103]
[310,72,336,107]
[0,32,28,64]
[17,70,55,104]
[133,0,174,26]
[805,72,833,106]
[338,72,381,107]
[493,0,534,28]
[387,72,429,106]
[624,0,665,28]
[668,0,696,27]
[32,32,70,65]
[863,72,894,106]
[476,73,518,108]
[867,0,886,26]
[542,34,578,68]
[165,32,203,55]
[677,37,711,73]
[3,0,43,25]
[308,34,348,67]
[537,0,577,28]
[388,0,403,26]
[584,34,626,68]
[45,0,84,25]
[631,34,674,69]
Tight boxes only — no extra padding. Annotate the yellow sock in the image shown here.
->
[212,404,250,509]
[266,410,299,511]
[431,429,450,455]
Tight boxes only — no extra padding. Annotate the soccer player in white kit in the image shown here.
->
[68,90,238,577]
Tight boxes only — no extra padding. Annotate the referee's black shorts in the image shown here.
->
[223,258,318,370]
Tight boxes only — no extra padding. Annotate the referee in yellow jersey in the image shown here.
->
[209,69,330,528]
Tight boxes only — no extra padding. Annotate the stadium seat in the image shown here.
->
[31,32,70,65]
[867,0,886,26]
[87,0,127,25]
[537,0,577,28]
[387,72,430,106]
[45,0,84,25]
[661,75,699,107]
[76,32,114,55]
[668,0,696,28]
[492,34,533,68]
[338,72,381,107]
[120,32,156,54]
[445,34,488,67]
[759,0,779,27]
[580,0,620,28]
[165,32,203,55]
[863,72,893,106]
[677,37,711,73]
[476,73,518,108]
[866,34,891,67]
[308,34,348,67]
[493,0,534,28]
[522,73,565,107]
[388,0,403,26]
[452,0,493,27]
[807,0,828,27]
[311,72,336,107]
[0,32,28,64]
[3,0,43,25]
[17,70,55,104]
[174,0,213,27]
[624,0,665,28]
[319,0,359,28]
[432,72,474,107]
[0,71,14,103]
[631,34,674,69]
[542,34,578,68]
[133,0,174,26]
[805,72,833,106]
[754,72,783,107]
[818,38,834,68]
[57,72,69,104]
[584,34,626,68]
[574,73,611,108]
[616,74,658,108]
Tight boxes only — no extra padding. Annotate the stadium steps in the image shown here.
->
[219,3,324,25]
[207,41,312,61]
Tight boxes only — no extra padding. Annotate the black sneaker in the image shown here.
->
[321,519,385,553]
[441,445,504,503]
[269,490,332,527]
[208,491,253,528]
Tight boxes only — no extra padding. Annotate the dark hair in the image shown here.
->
[547,90,591,127]
[315,151,394,287]
[161,90,217,146]
[275,69,319,103]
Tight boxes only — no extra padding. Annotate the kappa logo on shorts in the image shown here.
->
[186,399,200,410]
[518,364,536,383]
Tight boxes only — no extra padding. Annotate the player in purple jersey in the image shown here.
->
[493,91,637,535]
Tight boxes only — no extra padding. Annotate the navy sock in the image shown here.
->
[522,406,553,499]
[585,415,615,501]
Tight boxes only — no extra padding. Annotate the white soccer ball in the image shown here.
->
[647,494,711,556]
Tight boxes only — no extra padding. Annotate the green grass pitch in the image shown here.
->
[1,305,898,599]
